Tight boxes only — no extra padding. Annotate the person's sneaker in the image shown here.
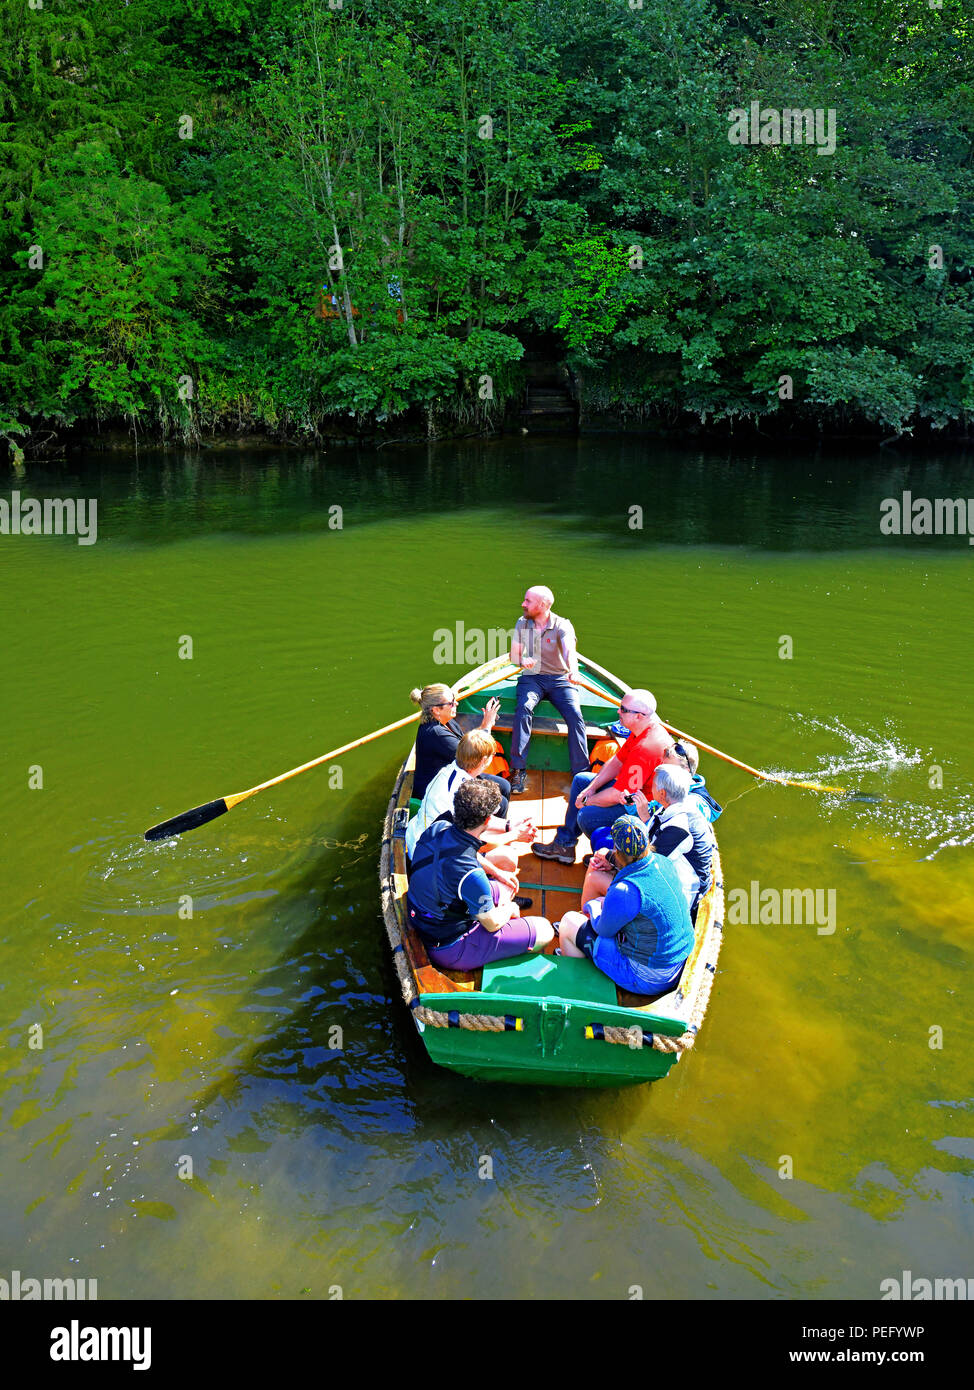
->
[509,769,527,795]
[531,839,576,865]
[512,895,533,912]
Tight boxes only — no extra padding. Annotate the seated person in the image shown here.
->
[630,764,717,917]
[409,682,506,802]
[406,729,535,860]
[532,688,670,864]
[558,816,694,996]
[659,739,722,823]
[406,779,555,971]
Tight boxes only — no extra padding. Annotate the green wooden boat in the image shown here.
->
[379,652,725,1086]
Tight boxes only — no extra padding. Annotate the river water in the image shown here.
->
[1,437,972,1299]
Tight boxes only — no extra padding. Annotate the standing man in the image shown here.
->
[508,585,589,795]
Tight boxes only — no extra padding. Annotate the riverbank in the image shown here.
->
[12,406,974,463]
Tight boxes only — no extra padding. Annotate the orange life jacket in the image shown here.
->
[589,737,620,773]
[488,737,509,778]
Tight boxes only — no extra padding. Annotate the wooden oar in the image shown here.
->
[574,676,845,795]
[144,663,518,842]
[455,650,514,692]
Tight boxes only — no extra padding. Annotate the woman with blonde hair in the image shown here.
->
[406,729,535,876]
[409,682,506,803]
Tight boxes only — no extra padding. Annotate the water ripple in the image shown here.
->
[774,714,972,860]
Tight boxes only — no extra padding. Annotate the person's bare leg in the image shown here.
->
[558,909,588,958]
[528,920,555,952]
[487,845,518,872]
[483,845,518,887]
[581,869,612,907]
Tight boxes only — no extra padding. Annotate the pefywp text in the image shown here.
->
[51,1320,151,1371]
[0,491,98,545]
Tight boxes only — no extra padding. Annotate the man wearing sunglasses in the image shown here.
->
[532,688,670,865]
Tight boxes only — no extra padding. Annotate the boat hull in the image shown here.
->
[379,654,726,1088]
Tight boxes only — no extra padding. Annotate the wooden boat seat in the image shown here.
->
[616,983,678,1008]
[436,964,482,988]
[457,711,613,743]
[493,714,611,741]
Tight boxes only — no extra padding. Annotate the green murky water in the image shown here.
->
[1,438,972,1298]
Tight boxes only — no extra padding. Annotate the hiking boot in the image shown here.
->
[509,769,527,795]
[531,838,576,865]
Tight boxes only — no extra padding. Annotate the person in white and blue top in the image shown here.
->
[631,764,716,918]
[406,729,536,864]
[661,738,722,822]
[407,760,469,858]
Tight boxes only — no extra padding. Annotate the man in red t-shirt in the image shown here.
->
[533,689,670,864]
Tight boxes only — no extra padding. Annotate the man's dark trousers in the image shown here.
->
[511,674,589,775]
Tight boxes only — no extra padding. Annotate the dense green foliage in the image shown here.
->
[2,0,972,449]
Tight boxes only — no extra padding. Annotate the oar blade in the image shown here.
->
[144,663,516,845]
[144,798,229,842]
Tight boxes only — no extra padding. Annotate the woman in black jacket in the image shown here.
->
[409,683,509,808]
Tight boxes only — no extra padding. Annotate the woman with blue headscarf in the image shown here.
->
[557,815,695,997]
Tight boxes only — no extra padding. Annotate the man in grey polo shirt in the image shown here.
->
[508,585,589,795]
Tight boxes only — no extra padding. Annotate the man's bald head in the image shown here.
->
[525,585,553,608]
[521,586,554,621]
[622,688,657,717]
